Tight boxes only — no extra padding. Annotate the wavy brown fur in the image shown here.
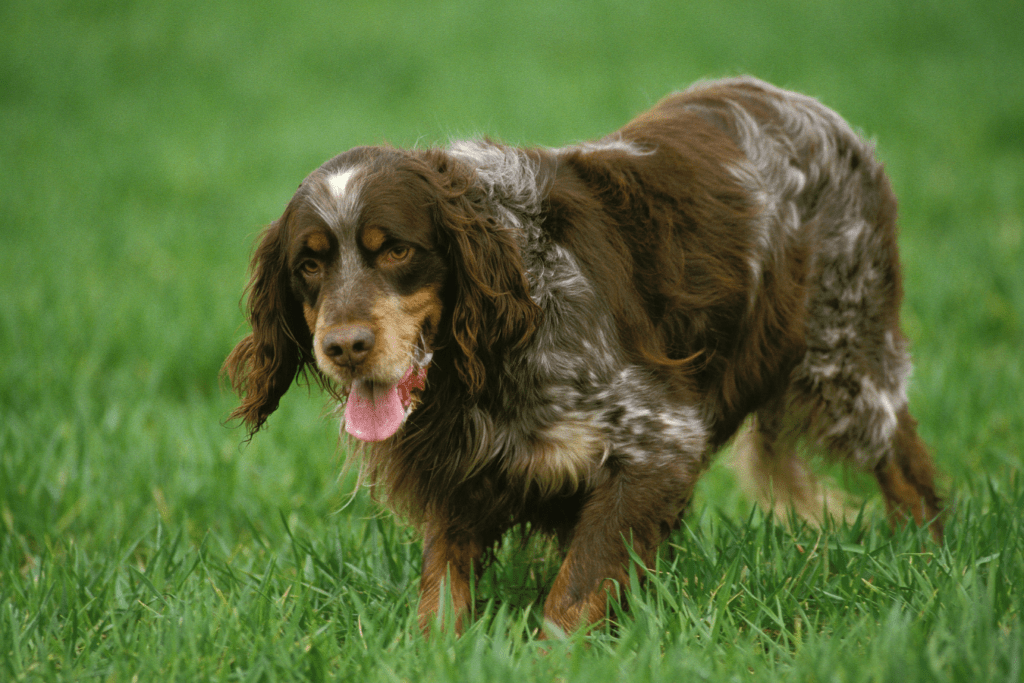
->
[421,149,541,396]
[223,210,320,435]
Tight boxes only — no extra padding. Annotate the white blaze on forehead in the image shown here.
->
[310,166,363,227]
[327,169,357,198]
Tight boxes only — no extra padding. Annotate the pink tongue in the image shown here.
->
[344,367,426,442]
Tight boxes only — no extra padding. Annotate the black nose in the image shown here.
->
[321,324,375,367]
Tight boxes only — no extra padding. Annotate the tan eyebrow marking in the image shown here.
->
[306,232,330,253]
[361,227,386,252]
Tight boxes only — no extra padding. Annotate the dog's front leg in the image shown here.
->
[542,464,691,638]
[417,518,483,635]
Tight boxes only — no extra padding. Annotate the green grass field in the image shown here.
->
[2,0,1022,680]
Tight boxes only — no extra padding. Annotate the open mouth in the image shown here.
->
[341,347,432,442]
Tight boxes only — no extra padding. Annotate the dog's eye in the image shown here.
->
[383,245,412,265]
[298,260,321,277]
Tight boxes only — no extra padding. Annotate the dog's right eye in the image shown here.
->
[298,260,321,277]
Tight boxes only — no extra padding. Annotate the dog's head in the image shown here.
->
[224,147,539,440]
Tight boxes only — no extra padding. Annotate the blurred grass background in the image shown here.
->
[2,0,1022,680]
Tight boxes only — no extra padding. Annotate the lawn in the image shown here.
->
[2,0,1022,680]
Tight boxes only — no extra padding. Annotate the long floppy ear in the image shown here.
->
[425,150,541,396]
[222,212,313,435]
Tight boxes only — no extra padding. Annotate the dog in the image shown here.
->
[224,76,944,637]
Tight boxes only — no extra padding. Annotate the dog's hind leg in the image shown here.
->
[872,407,944,542]
[788,335,945,542]
[731,405,859,528]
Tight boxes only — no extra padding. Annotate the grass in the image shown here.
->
[2,0,1022,680]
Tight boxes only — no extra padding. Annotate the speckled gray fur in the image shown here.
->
[445,77,910,484]
[445,140,709,487]
[695,77,911,468]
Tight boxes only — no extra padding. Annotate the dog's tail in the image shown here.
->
[729,420,861,528]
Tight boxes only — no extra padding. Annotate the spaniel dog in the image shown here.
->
[225,77,943,637]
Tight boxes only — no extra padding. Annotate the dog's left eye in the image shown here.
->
[382,245,412,265]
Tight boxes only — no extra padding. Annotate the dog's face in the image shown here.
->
[224,146,540,440]
[286,153,448,440]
